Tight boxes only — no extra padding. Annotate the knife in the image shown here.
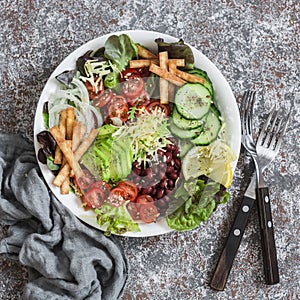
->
[209,173,256,291]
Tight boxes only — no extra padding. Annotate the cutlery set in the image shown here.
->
[210,91,291,290]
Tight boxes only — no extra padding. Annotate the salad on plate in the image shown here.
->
[35,32,238,236]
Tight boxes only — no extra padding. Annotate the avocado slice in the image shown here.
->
[98,124,118,137]
[94,147,111,181]
[111,141,126,179]
[115,138,132,175]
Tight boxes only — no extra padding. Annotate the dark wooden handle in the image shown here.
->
[256,187,280,285]
[209,196,255,291]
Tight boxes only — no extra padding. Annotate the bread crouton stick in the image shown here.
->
[54,109,67,164]
[136,44,157,59]
[66,107,75,140]
[129,59,159,68]
[50,125,83,179]
[149,63,186,86]
[159,52,169,104]
[175,69,205,85]
[60,140,72,195]
[52,128,98,187]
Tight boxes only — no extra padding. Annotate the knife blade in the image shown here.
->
[209,173,256,291]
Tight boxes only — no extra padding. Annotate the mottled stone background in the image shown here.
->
[1,0,299,299]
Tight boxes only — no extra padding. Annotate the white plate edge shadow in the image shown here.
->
[33,30,241,238]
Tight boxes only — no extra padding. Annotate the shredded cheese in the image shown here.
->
[113,109,173,165]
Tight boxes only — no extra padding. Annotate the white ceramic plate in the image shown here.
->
[34,30,241,237]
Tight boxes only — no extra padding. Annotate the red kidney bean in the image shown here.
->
[167,179,174,188]
[131,174,140,183]
[165,188,172,195]
[147,172,154,181]
[141,186,153,195]
[156,188,165,199]
[157,199,167,208]
[142,168,151,177]
[157,149,165,156]
[159,178,168,188]
[173,148,180,157]
[133,165,141,175]
[152,164,158,174]
[165,151,172,163]
[174,158,181,168]
[169,172,178,180]
[166,166,174,174]
[150,188,157,197]
[166,144,176,151]
[132,160,139,167]
[158,170,166,179]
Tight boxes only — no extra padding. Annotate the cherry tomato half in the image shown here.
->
[139,203,158,224]
[110,95,128,106]
[83,187,105,209]
[117,180,138,202]
[147,101,170,117]
[136,194,154,205]
[107,187,127,207]
[92,89,113,108]
[126,202,141,221]
[90,180,111,198]
[74,169,95,191]
[122,77,145,99]
[120,68,142,81]
[108,96,129,123]
[84,78,104,100]
[128,90,150,108]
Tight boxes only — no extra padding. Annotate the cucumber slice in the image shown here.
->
[169,121,203,139]
[191,108,221,146]
[175,83,212,120]
[172,107,206,129]
[186,68,214,97]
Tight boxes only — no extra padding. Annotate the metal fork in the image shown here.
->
[210,91,291,290]
[242,90,291,285]
[254,100,291,284]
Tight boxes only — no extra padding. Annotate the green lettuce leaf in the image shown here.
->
[104,34,138,71]
[167,198,216,231]
[166,178,229,231]
[104,70,120,89]
[95,203,140,236]
[155,38,194,69]
[46,156,60,171]
[42,112,49,129]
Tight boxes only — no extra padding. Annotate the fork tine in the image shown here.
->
[240,91,249,135]
[274,109,292,152]
[245,91,256,136]
[269,117,283,150]
[257,106,277,146]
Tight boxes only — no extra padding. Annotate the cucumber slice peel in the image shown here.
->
[191,108,221,146]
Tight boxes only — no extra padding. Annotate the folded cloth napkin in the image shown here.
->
[0,134,128,300]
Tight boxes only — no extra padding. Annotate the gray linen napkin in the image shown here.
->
[0,134,128,300]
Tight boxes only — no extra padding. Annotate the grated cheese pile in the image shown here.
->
[113,109,172,165]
